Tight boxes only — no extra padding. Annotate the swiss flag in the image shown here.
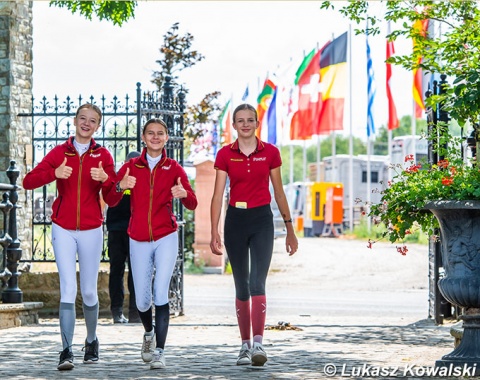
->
[290,50,321,140]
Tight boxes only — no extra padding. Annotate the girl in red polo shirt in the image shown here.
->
[210,103,298,366]
[108,118,197,370]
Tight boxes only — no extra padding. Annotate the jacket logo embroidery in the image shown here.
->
[230,158,243,162]
[162,165,171,170]
[253,157,266,161]
[90,153,101,158]
[135,164,146,168]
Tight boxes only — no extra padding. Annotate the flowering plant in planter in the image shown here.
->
[369,131,480,244]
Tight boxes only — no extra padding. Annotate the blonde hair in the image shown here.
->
[233,104,257,122]
[76,103,102,123]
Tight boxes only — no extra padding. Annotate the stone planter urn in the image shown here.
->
[425,200,480,373]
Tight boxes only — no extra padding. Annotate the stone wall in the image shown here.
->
[0,1,33,259]
[19,271,131,317]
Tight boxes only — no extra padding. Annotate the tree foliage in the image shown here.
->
[151,22,205,90]
[321,1,480,128]
[280,135,367,184]
[49,1,136,26]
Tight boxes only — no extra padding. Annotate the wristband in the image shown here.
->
[284,219,293,224]
[116,182,123,193]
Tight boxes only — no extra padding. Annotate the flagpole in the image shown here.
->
[316,135,321,182]
[331,131,336,182]
[388,129,393,181]
[289,144,294,184]
[412,100,417,161]
[348,24,354,232]
[303,139,307,182]
[367,136,371,232]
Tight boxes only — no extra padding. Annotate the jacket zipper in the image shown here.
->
[77,152,84,230]
[148,166,156,241]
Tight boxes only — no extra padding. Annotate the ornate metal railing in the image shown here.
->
[19,77,186,314]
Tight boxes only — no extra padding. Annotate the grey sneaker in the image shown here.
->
[236,343,251,365]
[141,331,155,363]
[150,349,166,369]
[251,342,267,366]
[113,313,128,324]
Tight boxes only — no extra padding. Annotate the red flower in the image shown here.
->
[405,154,414,162]
[396,245,408,255]
[442,177,454,186]
[449,166,457,175]
[405,164,421,173]
[437,159,449,168]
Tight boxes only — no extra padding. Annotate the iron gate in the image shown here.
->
[19,78,187,315]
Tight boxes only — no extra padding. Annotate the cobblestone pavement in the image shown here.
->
[0,238,461,379]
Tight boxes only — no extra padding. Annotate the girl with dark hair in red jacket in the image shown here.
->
[106,118,197,370]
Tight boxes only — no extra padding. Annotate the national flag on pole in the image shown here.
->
[219,100,232,146]
[289,48,321,140]
[241,86,249,101]
[366,28,376,137]
[316,31,348,134]
[412,19,429,119]
[386,22,399,130]
[294,49,316,85]
[267,88,277,144]
[256,79,276,138]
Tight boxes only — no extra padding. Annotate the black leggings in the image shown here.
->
[224,204,274,301]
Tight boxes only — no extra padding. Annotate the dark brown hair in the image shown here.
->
[142,118,168,135]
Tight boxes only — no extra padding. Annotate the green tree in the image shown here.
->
[151,22,205,90]
[373,116,427,155]
[184,91,223,157]
[50,1,136,26]
[322,0,480,128]
[279,135,367,184]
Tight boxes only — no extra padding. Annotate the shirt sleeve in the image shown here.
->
[213,147,228,172]
[270,145,282,169]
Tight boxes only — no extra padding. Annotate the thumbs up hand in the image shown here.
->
[90,161,109,183]
[171,177,187,199]
[119,168,136,191]
[55,157,73,179]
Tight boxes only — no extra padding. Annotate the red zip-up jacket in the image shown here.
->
[23,137,116,230]
[105,148,197,242]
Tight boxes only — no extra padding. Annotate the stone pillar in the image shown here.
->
[0,1,33,260]
[193,159,225,274]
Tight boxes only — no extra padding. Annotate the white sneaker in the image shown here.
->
[141,331,155,363]
[150,349,166,369]
[236,343,251,365]
[251,342,267,366]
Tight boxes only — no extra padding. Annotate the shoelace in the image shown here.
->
[82,339,98,356]
[143,335,153,352]
[59,333,73,357]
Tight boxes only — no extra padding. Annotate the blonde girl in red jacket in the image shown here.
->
[23,104,117,371]
[107,118,197,370]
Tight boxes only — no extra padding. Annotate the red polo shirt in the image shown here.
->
[214,138,282,209]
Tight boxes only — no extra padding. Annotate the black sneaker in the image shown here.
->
[83,338,99,364]
[58,347,74,370]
